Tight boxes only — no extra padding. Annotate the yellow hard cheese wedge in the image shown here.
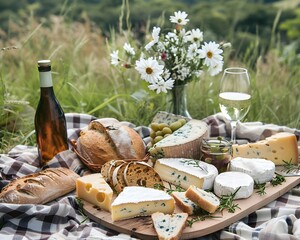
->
[76,173,113,212]
[111,186,175,221]
[232,132,299,165]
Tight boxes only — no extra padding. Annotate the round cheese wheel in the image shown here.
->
[213,172,254,199]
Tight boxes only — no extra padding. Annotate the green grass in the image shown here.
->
[0,13,299,153]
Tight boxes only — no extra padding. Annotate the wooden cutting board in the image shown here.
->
[83,176,300,240]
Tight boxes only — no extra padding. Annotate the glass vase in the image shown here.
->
[166,84,191,118]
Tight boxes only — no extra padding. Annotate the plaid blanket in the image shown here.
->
[0,112,300,240]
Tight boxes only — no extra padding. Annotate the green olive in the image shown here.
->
[170,121,182,131]
[156,130,164,136]
[158,123,169,130]
[150,123,160,131]
[179,118,187,125]
[162,127,172,135]
[150,131,156,139]
[154,136,164,143]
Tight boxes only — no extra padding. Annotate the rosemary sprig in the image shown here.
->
[270,173,286,186]
[154,183,185,194]
[187,208,221,227]
[283,159,300,174]
[75,197,89,224]
[254,182,266,195]
[218,187,241,213]
[180,159,208,173]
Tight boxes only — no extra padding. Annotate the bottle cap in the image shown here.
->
[38,60,51,67]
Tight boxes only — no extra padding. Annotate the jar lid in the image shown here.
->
[201,138,231,152]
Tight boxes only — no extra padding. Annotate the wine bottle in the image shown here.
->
[34,60,68,166]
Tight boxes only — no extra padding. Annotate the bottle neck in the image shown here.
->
[39,71,53,88]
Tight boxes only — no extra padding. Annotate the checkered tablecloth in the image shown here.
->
[0,113,300,240]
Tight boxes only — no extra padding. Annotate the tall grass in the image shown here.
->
[0,10,299,153]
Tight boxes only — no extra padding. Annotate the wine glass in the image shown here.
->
[219,67,251,143]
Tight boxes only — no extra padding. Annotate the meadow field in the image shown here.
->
[0,0,299,153]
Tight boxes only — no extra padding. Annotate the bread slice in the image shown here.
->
[124,161,163,188]
[151,212,188,240]
[185,185,220,213]
[171,191,199,215]
[112,162,129,193]
[101,160,125,184]
[0,167,79,204]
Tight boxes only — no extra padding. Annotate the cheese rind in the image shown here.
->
[149,119,208,159]
[232,132,299,165]
[229,157,275,184]
[213,172,254,199]
[171,191,199,215]
[76,173,113,212]
[111,186,175,221]
[185,185,220,213]
[154,158,218,190]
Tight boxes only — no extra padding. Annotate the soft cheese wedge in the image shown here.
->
[111,186,175,221]
[214,172,254,199]
[171,191,199,215]
[149,119,208,159]
[76,173,113,212]
[232,132,299,165]
[185,185,220,214]
[229,157,275,184]
[151,212,188,240]
[154,158,218,190]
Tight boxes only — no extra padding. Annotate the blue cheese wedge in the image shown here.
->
[185,185,220,213]
[149,119,208,159]
[151,212,188,240]
[111,186,175,221]
[214,172,254,199]
[154,158,218,190]
[229,157,275,184]
[171,191,199,215]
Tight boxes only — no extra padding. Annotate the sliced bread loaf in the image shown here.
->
[185,185,220,214]
[152,212,188,240]
[124,161,163,188]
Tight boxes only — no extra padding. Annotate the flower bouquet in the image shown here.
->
[110,11,229,116]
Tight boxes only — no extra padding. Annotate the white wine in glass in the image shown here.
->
[219,68,251,143]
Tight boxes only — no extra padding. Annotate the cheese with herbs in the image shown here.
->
[214,172,254,199]
[232,132,299,165]
[154,158,218,190]
[149,119,208,159]
[111,186,175,221]
[76,173,113,212]
[229,157,275,184]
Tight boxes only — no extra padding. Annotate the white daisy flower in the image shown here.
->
[123,43,135,55]
[135,57,164,83]
[199,41,223,67]
[186,28,203,45]
[208,61,224,76]
[187,43,199,59]
[145,27,161,50]
[193,70,204,77]
[178,66,190,80]
[170,11,189,26]
[148,78,175,94]
[110,50,119,66]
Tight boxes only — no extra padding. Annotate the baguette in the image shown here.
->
[0,167,79,204]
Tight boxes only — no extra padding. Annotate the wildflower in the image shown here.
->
[148,78,174,94]
[170,11,189,26]
[110,50,119,66]
[145,27,161,50]
[123,43,135,55]
[186,28,203,45]
[208,61,224,76]
[135,57,164,83]
[199,41,223,67]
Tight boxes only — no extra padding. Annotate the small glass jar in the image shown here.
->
[200,138,232,173]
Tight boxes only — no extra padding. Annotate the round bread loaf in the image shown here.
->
[76,120,146,171]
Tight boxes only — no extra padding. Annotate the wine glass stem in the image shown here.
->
[231,120,237,144]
